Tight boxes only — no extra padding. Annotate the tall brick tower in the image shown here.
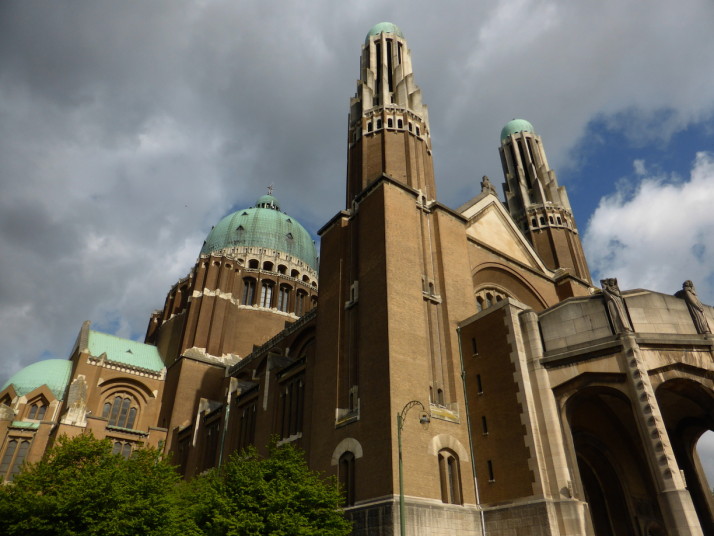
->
[500,119,591,283]
[346,22,435,204]
[314,22,478,532]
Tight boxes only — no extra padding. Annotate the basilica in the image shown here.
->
[2,22,713,535]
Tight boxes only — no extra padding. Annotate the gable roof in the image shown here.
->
[87,330,164,372]
[460,193,551,273]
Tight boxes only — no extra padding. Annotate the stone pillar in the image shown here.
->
[520,310,595,536]
[620,334,703,535]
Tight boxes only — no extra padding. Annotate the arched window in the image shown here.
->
[397,119,403,129]
[248,259,259,269]
[242,278,256,305]
[278,265,287,274]
[387,118,393,128]
[263,261,274,271]
[0,439,31,482]
[260,281,274,308]
[367,121,373,132]
[27,400,47,420]
[277,285,291,312]
[112,441,132,459]
[438,449,462,505]
[339,451,356,506]
[102,394,138,429]
[376,119,382,129]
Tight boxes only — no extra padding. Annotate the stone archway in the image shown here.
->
[566,386,664,535]
[655,378,714,533]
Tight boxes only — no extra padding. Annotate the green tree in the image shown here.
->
[0,434,196,536]
[187,441,351,536]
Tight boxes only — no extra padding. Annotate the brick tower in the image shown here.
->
[500,120,591,284]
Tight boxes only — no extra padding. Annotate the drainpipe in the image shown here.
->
[457,326,487,536]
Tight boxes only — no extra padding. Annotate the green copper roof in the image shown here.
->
[366,22,404,42]
[2,359,72,400]
[201,196,318,270]
[88,330,164,372]
[10,421,40,430]
[500,119,535,141]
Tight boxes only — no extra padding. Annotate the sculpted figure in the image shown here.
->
[682,280,711,334]
[601,278,633,333]
[481,175,497,195]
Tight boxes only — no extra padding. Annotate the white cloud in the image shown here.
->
[584,152,714,297]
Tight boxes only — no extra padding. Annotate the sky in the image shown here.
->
[2,0,714,484]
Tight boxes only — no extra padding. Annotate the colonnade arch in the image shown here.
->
[565,386,665,535]
[655,377,714,533]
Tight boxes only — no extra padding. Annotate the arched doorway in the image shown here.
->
[566,386,664,535]
[655,378,714,533]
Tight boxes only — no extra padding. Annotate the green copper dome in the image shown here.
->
[500,119,535,141]
[201,195,318,270]
[366,22,404,42]
[2,359,72,400]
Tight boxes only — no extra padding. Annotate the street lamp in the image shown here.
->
[397,400,430,536]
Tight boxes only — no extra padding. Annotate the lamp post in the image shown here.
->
[397,400,430,536]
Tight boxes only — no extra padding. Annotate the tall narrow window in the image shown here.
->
[386,39,393,92]
[0,440,17,480]
[476,374,483,394]
[471,337,478,356]
[278,375,304,439]
[487,460,495,482]
[295,291,305,316]
[242,278,256,305]
[339,451,356,506]
[260,281,273,308]
[278,285,290,312]
[237,401,256,451]
[438,449,462,505]
[9,440,29,481]
[482,416,488,435]
[1,439,31,482]
[202,418,220,471]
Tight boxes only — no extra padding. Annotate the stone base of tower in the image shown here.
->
[482,498,593,536]
[346,496,484,536]
[345,496,594,536]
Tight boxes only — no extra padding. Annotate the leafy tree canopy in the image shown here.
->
[0,434,195,536]
[187,441,352,536]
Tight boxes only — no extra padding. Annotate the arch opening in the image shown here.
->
[566,386,663,535]
[655,378,714,533]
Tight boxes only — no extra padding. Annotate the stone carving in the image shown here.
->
[481,175,497,195]
[682,280,711,334]
[601,278,633,333]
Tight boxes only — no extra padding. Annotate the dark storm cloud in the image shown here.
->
[1,0,714,393]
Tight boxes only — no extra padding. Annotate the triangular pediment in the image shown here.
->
[461,194,549,273]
